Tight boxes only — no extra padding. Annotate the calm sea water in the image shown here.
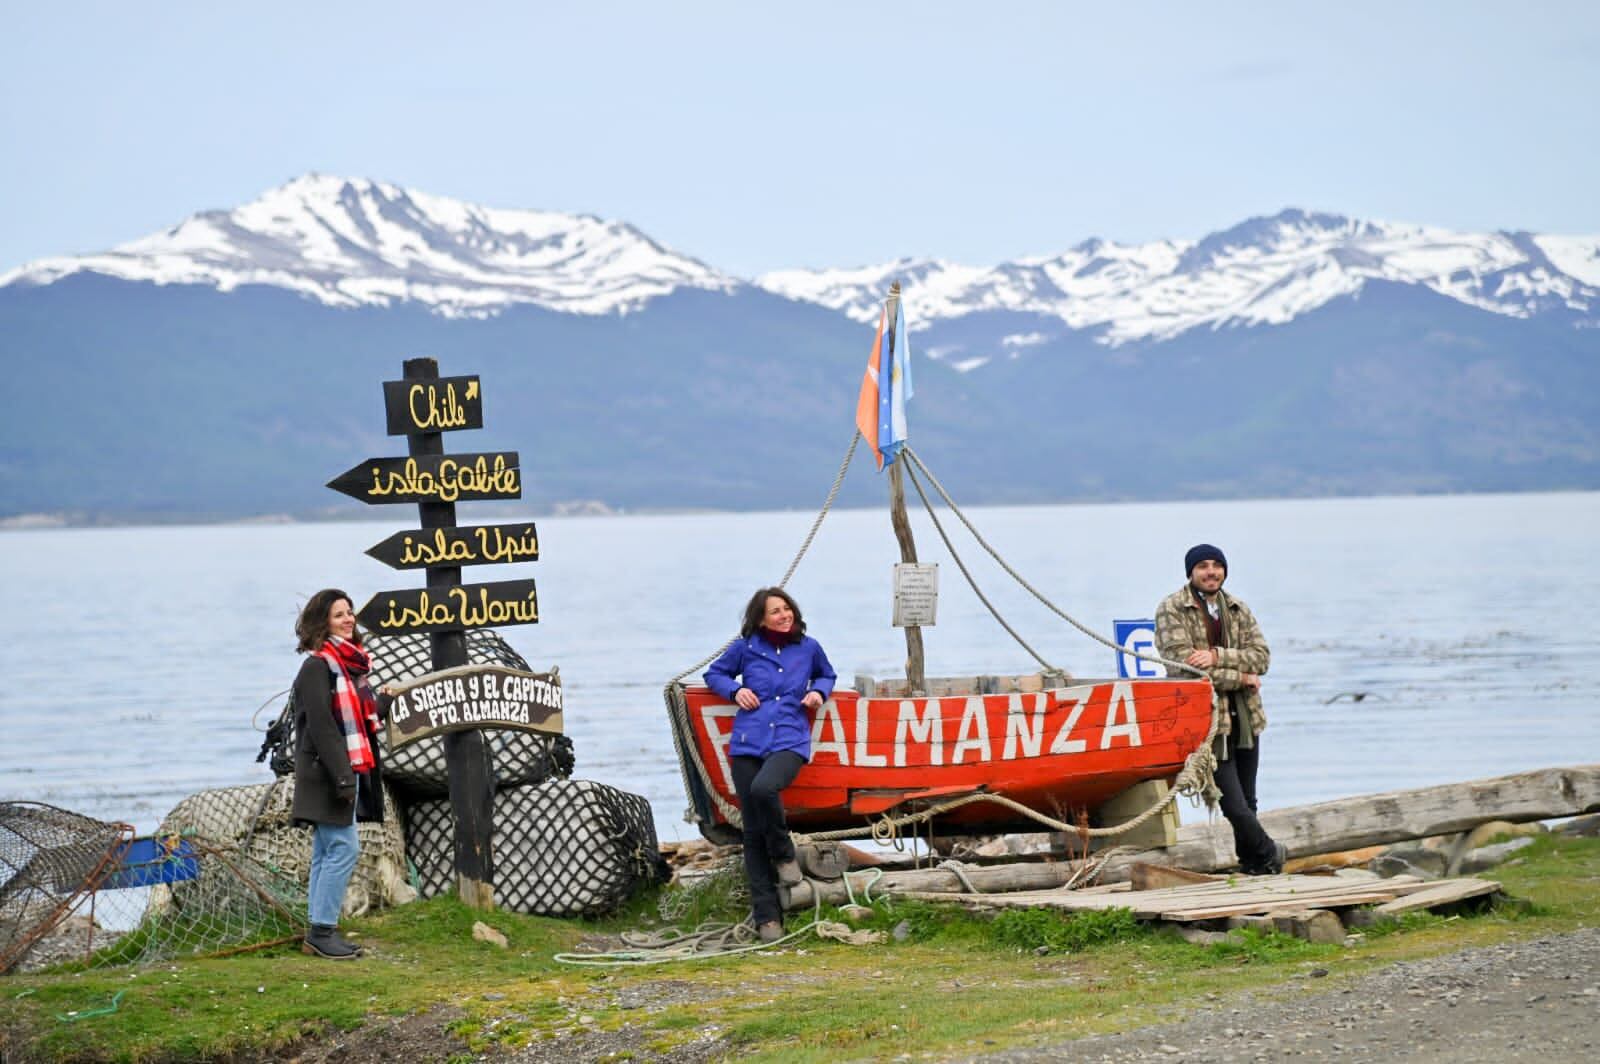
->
[1,492,1594,843]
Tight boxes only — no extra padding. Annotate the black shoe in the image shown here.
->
[302,923,360,960]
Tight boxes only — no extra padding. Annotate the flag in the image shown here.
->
[854,296,913,470]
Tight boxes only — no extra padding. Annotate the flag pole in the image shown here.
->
[883,281,927,695]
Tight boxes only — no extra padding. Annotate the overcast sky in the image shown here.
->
[4,2,1597,277]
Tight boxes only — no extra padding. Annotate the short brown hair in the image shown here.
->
[295,588,360,653]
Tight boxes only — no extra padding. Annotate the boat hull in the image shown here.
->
[671,678,1214,840]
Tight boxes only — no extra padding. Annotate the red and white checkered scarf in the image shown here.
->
[316,636,379,774]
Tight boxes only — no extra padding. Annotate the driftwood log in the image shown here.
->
[781,764,1600,910]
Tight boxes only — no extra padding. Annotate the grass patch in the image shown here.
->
[4,835,1598,1062]
[990,906,1145,954]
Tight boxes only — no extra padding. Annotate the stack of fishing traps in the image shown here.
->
[367,630,662,917]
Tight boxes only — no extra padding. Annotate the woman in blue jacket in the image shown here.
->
[704,586,836,942]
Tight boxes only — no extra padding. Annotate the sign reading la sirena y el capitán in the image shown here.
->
[387,664,563,749]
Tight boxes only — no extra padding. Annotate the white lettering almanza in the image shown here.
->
[951,696,992,764]
[1100,682,1142,749]
[894,700,943,766]
[853,700,887,767]
[1049,690,1091,754]
[1002,693,1047,760]
[811,700,849,764]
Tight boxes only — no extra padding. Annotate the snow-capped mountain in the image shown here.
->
[0,174,736,317]
[5,178,1597,344]
[758,209,1600,345]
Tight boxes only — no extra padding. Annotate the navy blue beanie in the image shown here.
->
[1185,543,1227,577]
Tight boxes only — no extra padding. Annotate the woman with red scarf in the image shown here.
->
[704,587,836,943]
[291,588,386,960]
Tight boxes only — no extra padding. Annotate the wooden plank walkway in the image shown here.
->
[894,872,1500,923]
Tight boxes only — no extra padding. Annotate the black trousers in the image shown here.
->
[730,751,805,924]
[1216,728,1279,872]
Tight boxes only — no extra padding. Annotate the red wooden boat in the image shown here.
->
[666,280,1215,844]
[669,674,1214,843]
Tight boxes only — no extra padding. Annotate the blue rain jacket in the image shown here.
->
[704,633,837,759]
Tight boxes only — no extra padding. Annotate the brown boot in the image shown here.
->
[756,920,784,944]
[774,858,803,886]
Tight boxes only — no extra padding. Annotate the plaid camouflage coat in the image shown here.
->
[1154,583,1270,740]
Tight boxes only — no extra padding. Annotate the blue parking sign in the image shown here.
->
[1114,619,1161,678]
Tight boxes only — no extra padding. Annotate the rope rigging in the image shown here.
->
[662,424,1219,846]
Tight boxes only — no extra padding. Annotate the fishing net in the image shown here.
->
[159,778,414,918]
[1,803,131,972]
[404,779,666,917]
[0,803,305,973]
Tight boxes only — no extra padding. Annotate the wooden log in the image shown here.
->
[781,860,1083,910]
[1370,878,1500,916]
[1130,862,1221,891]
[1283,845,1388,874]
[780,766,1597,911]
[1092,764,1600,882]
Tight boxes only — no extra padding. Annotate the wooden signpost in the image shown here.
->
[329,355,546,910]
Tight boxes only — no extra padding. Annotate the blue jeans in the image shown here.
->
[307,780,360,926]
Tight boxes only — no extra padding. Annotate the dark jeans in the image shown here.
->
[731,751,805,924]
[1216,729,1279,872]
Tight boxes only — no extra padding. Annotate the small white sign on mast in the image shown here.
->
[892,563,939,627]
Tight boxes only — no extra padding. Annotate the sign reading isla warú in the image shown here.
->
[357,579,539,634]
[366,523,539,570]
[326,453,521,505]
[387,664,563,750]
[383,376,484,436]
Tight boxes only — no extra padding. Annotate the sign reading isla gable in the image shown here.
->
[326,453,520,505]
[387,664,563,750]
[383,375,484,435]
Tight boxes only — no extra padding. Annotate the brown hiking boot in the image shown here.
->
[756,920,784,944]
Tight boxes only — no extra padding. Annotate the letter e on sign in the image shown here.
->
[1114,619,1160,679]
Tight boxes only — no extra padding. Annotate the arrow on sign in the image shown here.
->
[327,453,521,504]
[357,579,539,634]
[382,375,484,435]
[366,523,540,570]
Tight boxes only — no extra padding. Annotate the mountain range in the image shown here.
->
[2,174,1596,520]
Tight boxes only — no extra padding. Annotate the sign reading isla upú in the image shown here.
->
[357,578,539,634]
[383,375,484,435]
[387,664,563,750]
[326,453,520,505]
[366,523,539,570]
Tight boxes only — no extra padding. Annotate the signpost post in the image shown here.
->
[328,355,540,910]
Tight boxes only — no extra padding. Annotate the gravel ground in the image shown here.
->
[983,927,1600,1063]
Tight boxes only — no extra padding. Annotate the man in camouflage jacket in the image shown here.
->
[1155,543,1285,875]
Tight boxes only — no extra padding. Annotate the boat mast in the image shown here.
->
[883,281,927,695]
